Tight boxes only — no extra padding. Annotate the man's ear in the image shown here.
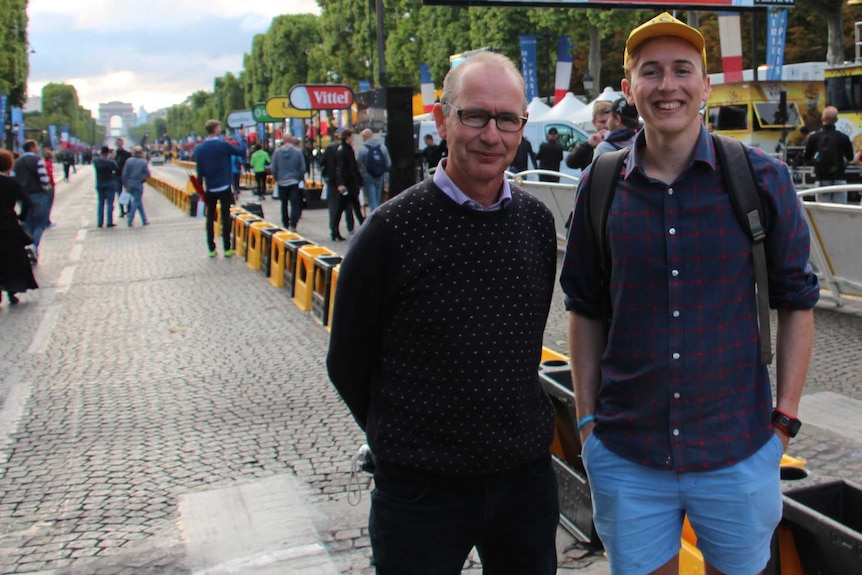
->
[433,103,448,141]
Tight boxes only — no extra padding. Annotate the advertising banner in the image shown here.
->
[554,36,574,104]
[766,8,789,81]
[519,35,539,102]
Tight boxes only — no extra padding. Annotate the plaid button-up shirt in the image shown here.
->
[560,126,819,473]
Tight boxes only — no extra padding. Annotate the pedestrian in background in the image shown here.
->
[565,100,612,170]
[356,128,391,212]
[14,140,52,263]
[593,97,639,159]
[194,120,247,257]
[333,129,364,238]
[122,146,150,227]
[561,13,819,574]
[328,51,559,575]
[536,127,563,182]
[114,138,132,217]
[270,136,306,231]
[93,146,118,229]
[0,149,38,305]
[249,144,271,201]
[511,135,537,173]
[803,105,854,203]
[320,135,352,241]
[43,149,56,227]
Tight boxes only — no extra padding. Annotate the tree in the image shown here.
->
[0,0,29,106]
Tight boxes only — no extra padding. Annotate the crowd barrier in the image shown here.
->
[158,177,860,574]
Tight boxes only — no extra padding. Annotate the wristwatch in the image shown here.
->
[772,409,802,438]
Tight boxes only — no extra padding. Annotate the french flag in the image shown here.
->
[554,36,574,104]
[420,64,435,113]
[719,13,743,83]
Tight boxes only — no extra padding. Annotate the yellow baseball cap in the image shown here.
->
[624,12,707,70]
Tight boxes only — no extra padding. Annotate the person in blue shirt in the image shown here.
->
[194,120,247,257]
[560,13,819,575]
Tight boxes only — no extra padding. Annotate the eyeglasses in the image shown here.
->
[447,104,527,132]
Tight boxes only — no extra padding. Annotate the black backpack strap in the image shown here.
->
[712,134,772,365]
[588,148,630,322]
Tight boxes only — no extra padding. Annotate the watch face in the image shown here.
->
[786,418,802,436]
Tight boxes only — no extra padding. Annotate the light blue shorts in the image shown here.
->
[582,433,784,575]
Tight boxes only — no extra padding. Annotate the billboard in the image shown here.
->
[422,0,792,9]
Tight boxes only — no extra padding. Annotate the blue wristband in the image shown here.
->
[577,414,596,431]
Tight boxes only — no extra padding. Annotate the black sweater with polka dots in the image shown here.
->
[327,179,558,476]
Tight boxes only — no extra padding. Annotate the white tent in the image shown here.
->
[570,87,626,131]
[526,97,552,121]
[539,92,586,121]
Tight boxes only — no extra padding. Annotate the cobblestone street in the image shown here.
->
[1,165,861,574]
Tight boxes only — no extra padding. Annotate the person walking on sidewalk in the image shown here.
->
[114,138,132,218]
[122,146,150,226]
[320,135,354,240]
[333,129,364,237]
[194,120,247,257]
[249,144,271,201]
[328,51,559,575]
[93,146,118,229]
[560,13,819,575]
[270,136,306,232]
[0,149,38,305]
[14,140,52,263]
[356,128,391,212]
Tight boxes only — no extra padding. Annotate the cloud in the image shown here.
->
[26,2,321,114]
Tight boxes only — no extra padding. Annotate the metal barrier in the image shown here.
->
[508,170,580,246]
[797,184,862,307]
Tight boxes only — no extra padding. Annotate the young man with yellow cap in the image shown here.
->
[560,12,819,575]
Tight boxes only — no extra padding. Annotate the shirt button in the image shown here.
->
[673,429,680,436]
[672,269,679,277]
[673,310,680,317]
[673,352,680,360]
[669,228,676,235]
[674,392,681,399]
[668,188,674,195]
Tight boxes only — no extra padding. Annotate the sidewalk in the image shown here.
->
[2,164,862,574]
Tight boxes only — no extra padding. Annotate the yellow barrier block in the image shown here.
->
[269,232,301,287]
[678,537,704,575]
[246,221,273,271]
[293,246,333,311]
[325,264,340,333]
[233,214,259,257]
[311,255,343,326]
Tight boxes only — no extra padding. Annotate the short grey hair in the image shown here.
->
[440,52,527,114]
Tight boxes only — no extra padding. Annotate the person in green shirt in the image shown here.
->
[249,144,271,201]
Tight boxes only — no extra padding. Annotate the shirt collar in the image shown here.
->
[626,124,715,180]
[432,158,512,211]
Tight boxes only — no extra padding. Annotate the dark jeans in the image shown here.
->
[333,189,364,234]
[369,455,559,575]
[96,184,115,227]
[205,190,234,251]
[254,172,267,198]
[325,180,354,234]
[278,184,303,229]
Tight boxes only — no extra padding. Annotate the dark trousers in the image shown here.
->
[333,190,364,235]
[254,172,267,198]
[326,180,354,234]
[369,455,559,575]
[278,184,303,229]
[205,190,234,252]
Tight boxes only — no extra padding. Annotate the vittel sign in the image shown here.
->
[288,84,354,110]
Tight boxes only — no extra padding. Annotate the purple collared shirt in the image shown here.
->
[432,159,512,211]
[560,125,819,473]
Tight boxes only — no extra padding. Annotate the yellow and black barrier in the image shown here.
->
[269,231,301,287]
[145,176,199,217]
[246,221,273,271]
[293,245,335,311]
[311,255,342,327]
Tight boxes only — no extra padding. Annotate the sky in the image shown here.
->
[26,0,321,119]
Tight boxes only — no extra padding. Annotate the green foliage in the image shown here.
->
[0,0,29,106]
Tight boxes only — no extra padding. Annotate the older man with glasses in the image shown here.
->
[328,51,560,575]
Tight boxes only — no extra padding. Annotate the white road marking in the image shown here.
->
[69,244,83,262]
[56,266,76,294]
[27,304,62,354]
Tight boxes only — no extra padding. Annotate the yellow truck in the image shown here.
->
[705,80,825,154]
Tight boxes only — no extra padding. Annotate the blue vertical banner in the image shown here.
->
[48,125,57,148]
[358,79,371,92]
[291,118,304,138]
[766,8,788,81]
[519,35,539,102]
[11,107,24,147]
[0,95,7,145]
